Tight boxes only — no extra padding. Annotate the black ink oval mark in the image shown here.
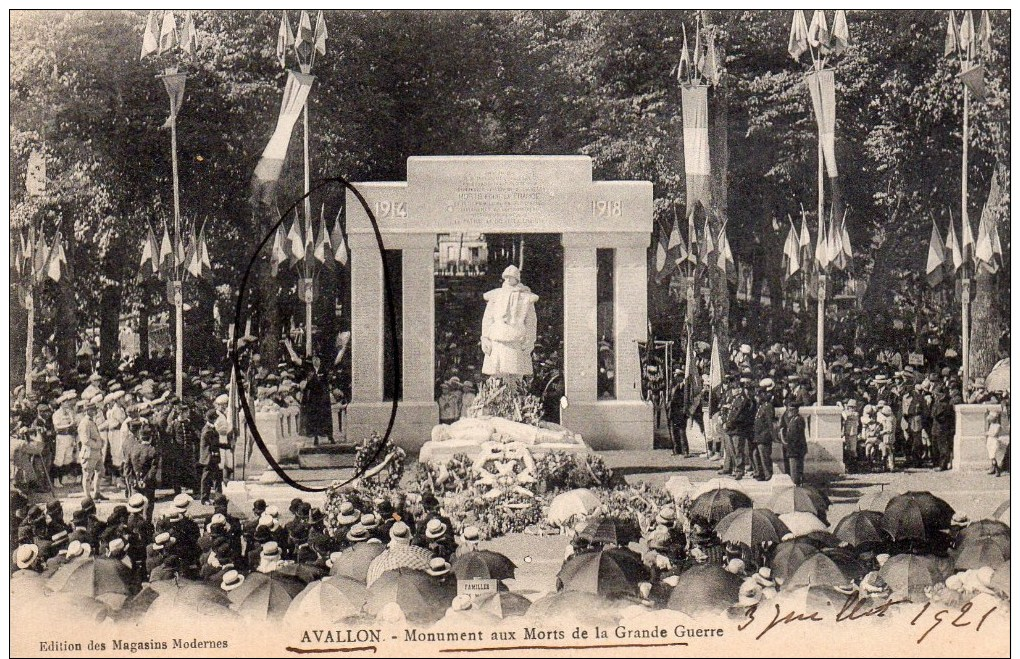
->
[231,176,398,493]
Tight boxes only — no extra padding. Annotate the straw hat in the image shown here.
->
[337,502,360,525]
[15,544,39,569]
[127,494,147,514]
[220,570,245,592]
[425,518,448,539]
[425,557,451,577]
[389,522,411,545]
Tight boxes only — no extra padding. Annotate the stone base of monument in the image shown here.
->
[560,400,654,451]
[298,443,358,470]
[419,415,592,467]
[346,401,439,454]
[801,406,846,477]
[241,408,303,476]
[954,403,1000,472]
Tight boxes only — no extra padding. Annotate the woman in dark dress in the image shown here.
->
[300,356,334,446]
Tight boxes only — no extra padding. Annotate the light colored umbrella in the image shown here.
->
[784,552,858,590]
[475,591,532,619]
[285,576,368,625]
[769,540,819,584]
[780,512,828,537]
[227,571,306,621]
[769,487,829,521]
[547,489,601,526]
[984,358,1009,393]
[364,567,457,625]
[330,542,386,584]
[857,487,897,513]
[993,500,1010,526]
[46,557,133,610]
[366,544,434,586]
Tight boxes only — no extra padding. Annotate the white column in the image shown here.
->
[400,235,436,403]
[561,234,598,405]
[614,243,648,401]
[349,233,384,404]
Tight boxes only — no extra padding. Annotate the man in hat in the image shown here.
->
[213,394,237,485]
[423,518,455,560]
[751,380,777,481]
[723,373,756,480]
[454,525,482,559]
[667,371,691,457]
[783,399,807,485]
[900,382,925,468]
[77,396,106,502]
[127,422,159,521]
[928,381,956,471]
[198,409,223,505]
[51,391,78,485]
[120,405,144,499]
[480,264,539,379]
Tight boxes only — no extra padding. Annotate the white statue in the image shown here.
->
[481,264,538,377]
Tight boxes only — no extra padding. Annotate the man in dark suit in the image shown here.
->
[127,422,159,521]
[198,409,222,505]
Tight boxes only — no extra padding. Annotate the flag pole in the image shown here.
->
[25,286,34,395]
[302,95,314,358]
[961,83,971,393]
[816,133,825,406]
[169,81,184,398]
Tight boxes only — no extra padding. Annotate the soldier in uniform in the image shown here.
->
[102,390,127,487]
[51,391,78,485]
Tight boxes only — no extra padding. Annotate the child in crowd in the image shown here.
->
[861,405,881,469]
[841,399,861,471]
[877,404,896,472]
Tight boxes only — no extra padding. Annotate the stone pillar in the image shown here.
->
[345,232,438,452]
[953,403,1000,472]
[560,233,653,450]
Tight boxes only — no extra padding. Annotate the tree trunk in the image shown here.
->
[99,284,121,375]
[969,268,1004,380]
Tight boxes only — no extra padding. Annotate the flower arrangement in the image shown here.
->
[415,453,474,494]
[321,481,389,538]
[534,451,615,491]
[468,376,544,425]
[353,431,406,490]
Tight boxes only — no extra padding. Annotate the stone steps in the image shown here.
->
[297,442,359,470]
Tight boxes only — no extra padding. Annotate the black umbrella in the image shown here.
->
[882,492,955,542]
[953,535,1010,571]
[769,540,819,584]
[690,489,753,525]
[451,550,516,581]
[578,517,640,546]
[955,520,1010,547]
[665,564,742,615]
[557,548,649,598]
[834,510,891,548]
[769,487,829,522]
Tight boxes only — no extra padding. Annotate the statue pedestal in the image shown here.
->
[419,416,592,467]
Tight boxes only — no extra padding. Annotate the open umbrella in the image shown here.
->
[834,510,891,549]
[692,478,746,499]
[879,554,952,600]
[47,557,133,610]
[715,508,790,547]
[993,500,1010,526]
[984,357,1009,393]
[956,519,1011,546]
[364,567,457,625]
[857,488,896,513]
[882,492,955,542]
[990,560,1010,598]
[953,535,1010,571]
[557,548,649,598]
[139,579,237,622]
[451,550,516,581]
[775,584,851,613]
[769,487,829,522]
[276,561,327,584]
[780,512,828,537]
[227,571,307,621]
[798,531,842,549]
[665,564,742,615]
[690,489,753,525]
[285,576,368,625]
[330,542,386,584]
[475,591,532,618]
[547,489,602,526]
[366,544,434,586]
[769,540,819,584]
[784,552,859,590]
[578,517,640,546]
[527,590,621,625]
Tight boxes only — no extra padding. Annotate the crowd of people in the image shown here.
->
[645,339,1010,478]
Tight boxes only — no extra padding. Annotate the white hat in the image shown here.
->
[103,390,125,404]
[739,344,752,355]
[501,264,521,280]
[220,570,245,592]
[65,540,86,559]
[15,544,39,569]
[172,493,193,511]
[215,394,230,405]
[261,541,281,558]
[326,551,344,569]
[462,526,481,544]
[425,518,448,539]
[425,557,451,577]
[152,532,173,550]
[107,538,126,554]
[759,378,775,391]
[56,391,77,404]
[127,493,148,514]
